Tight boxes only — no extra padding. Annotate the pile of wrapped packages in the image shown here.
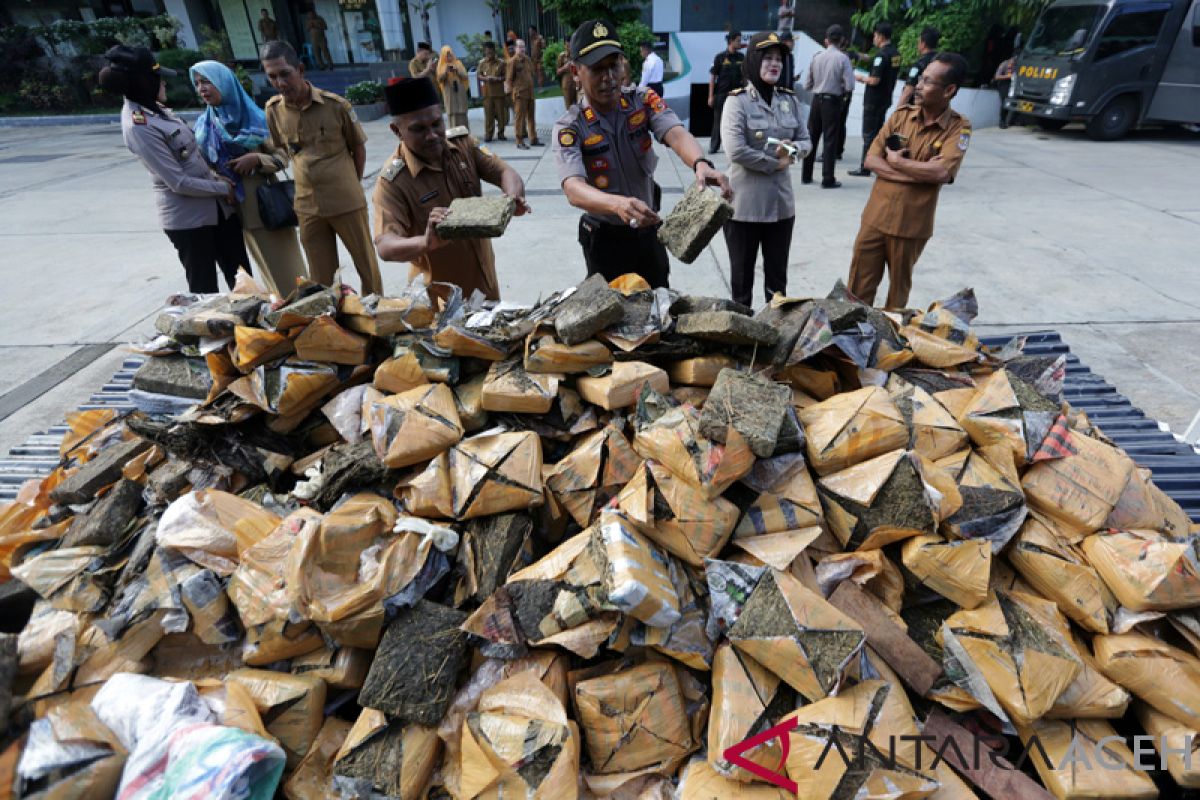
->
[2,269,1199,800]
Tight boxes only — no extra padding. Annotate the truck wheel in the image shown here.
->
[1086,96,1137,141]
[1035,119,1068,131]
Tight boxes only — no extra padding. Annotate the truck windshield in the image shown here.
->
[1026,5,1105,54]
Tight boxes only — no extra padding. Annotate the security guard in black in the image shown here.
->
[708,32,745,153]
[850,24,902,177]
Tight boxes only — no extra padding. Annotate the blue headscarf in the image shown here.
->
[190,60,269,201]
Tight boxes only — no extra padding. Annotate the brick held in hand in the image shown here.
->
[434,195,516,239]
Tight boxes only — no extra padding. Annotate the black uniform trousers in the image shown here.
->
[859,102,888,172]
[710,91,729,153]
[578,216,669,289]
[802,93,843,185]
[723,217,795,308]
[837,93,852,158]
[164,203,248,294]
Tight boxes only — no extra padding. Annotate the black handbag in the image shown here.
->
[256,170,298,230]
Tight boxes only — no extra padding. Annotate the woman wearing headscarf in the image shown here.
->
[436,45,470,130]
[720,31,811,308]
[99,45,246,293]
[189,60,307,296]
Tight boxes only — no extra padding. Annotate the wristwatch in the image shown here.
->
[693,157,715,173]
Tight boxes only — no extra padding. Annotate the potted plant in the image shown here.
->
[346,80,386,122]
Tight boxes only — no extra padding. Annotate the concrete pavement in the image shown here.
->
[1,116,1199,458]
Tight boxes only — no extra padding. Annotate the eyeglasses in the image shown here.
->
[917,75,946,88]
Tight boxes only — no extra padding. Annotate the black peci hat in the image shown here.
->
[385,76,441,116]
[569,19,622,67]
[104,45,176,77]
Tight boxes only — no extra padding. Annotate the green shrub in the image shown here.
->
[18,78,72,111]
[542,40,565,77]
[618,20,653,78]
[896,6,986,80]
[456,33,487,70]
[346,80,384,105]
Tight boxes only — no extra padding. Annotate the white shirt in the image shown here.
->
[638,52,664,87]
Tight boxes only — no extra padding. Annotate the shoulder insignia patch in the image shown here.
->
[583,106,597,123]
[131,111,146,125]
[382,157,405,182]
[583,132,603,146]
[958,131,971,151]
[643,88,667,114]
[479,145,494,157]
[559,128,577,147]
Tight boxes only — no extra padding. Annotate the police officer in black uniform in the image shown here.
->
[849,22,901,178]
[708,31,746,154]
[553,19,732,288]
[897,26,940,108]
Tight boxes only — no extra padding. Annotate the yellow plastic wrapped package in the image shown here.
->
[366,383,464,469]
[226,668,327,768]
[889,381,969,460]
[939,591,1082,728]
[460,671,581,799]
[1021,432,1135,540]
[1106,464,1192,536]
[959,369,1062,466]
[403,430,544,520]
[1007,513,1114,634]
[784,679,940,799]
[545,425,641,528]
[573,661,695,777]
[1081,528,1200,612]
[1017,718,1157,800]
[799,386,908,476]
[632,402,754,500]
[283,716,353,800]
[153,489,282,576]
[901,534,991,610]
[616,460,739,567]
[817,449,961,551]
[1093,632,1200,728]
[481,359,562,413]
[332,708,440,800]
[707,643,794,782]
[592,511,681,628]
[1135,702,1200,789]
[733,452,823,538]
[727,568,865,701]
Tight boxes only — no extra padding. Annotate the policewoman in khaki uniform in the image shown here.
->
[372,77,529,302]
[847,53,971,309]
[477,41,508,141]
[720,32,811,308]
[100,45,247,293]
[260,41,383,295]
[553,19,732,288]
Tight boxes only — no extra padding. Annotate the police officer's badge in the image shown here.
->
[593,22,608,37]
[559,129,577,147]
[131,111,146,125]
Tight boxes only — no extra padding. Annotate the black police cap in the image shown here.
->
[104,45,176,77]
[570,19,623,67]
[384,76,441,116]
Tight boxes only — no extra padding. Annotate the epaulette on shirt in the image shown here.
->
[728,87,746,96]
[265,95,282,108]
[446,125,470,139]
[381,156,405,182]
[777,86,795,95]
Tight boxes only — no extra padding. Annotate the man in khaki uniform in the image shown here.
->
[847,53,971,309]
[477,40,508,141]
[261,41,382,294]
[528,26,546,86]
[307,12,332,69]
[409,41,435,79]
[505,39,540,149]
[372,77,529,301]
[258,9,278,43]
[555,46,576,109]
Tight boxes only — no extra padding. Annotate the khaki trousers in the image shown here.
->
[483,96,507,138]
[513,93,536,142]
[847,223,928,309]
[298,207,383,295]
[244,226,307,297]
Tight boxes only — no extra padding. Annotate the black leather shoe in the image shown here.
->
[497,135,508,141]
[847,168,871,177]
[801,177,814,185]
[821,180,842,189]
[530,140,544,146]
